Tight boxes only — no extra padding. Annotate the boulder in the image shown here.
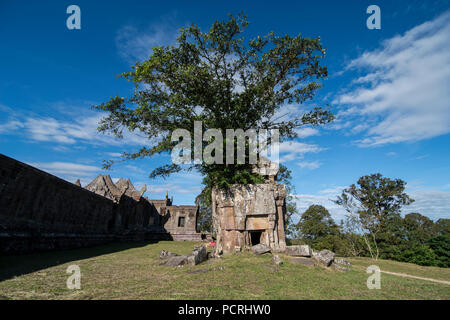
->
[161,255,188,267]
[285,245,312,257]
[334,258,351,266]
[187,245,208,265]
[271,254,283,266]
[331,262,350,272]
[289,257,315,266]
[312,249,335,267]
[159,250,179,259]
[251,243,271,255]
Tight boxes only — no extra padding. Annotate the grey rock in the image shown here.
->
[251,243,271,255]
[159,250,179,259]
[187,245,208,265]
[289,257,315,266]
[271,254,283,265]
[285,245,312,257]
[334,258,351,266]
[331,262,350,272]
[312,249,335,267]
[161,255,188,267]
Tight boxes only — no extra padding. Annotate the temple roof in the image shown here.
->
[84,175,146,202]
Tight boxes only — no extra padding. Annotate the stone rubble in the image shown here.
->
[285,245,312,257]
[159,250,179,259]
[331,262,350,272]
[312,249,335,267]
[271,254,283,265]
[334,258,352,266]
[160,245,208,267]
[251,243,271,255]
[289,257,315,266]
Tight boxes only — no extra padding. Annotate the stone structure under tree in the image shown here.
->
[211,158,287,254]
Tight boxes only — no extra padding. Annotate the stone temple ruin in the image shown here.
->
[212,158,287,254]
[0,153,289,258]
[0,153,203,254]
[1,152,353,272]
[83,174,201,241]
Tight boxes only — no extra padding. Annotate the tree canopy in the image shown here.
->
[335,173,414,259]
[93,13,333,191]
[296,204,339,250]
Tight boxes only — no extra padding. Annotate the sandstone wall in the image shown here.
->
[0,154,164,254]
[212,184,287,254]
[160,205,203,241]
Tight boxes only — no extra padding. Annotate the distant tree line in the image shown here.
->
[288,174,450,268]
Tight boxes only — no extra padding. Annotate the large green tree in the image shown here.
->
[277,164,298,237]
[402,212,435,244]
[93,13,333,193]
[296,204,339,250]
[335,174,414,260]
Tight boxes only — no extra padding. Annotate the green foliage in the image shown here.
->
[335,173,414,259]
[295,205,340,251]
[434,218,450,237]
[288,173,448,268]
[428,235,450,268]
[397,244,439,266]
[277,164,298,237]
[402,213,435,244]
[93,13,333,192]
[195,188,213,233]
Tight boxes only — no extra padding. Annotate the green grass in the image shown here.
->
[346,257,450,282]
[0,241,449,300]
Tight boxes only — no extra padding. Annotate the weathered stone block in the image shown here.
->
[285,245,312,257]
[161,255,188,266]
[251,243,271,255]
[289,257,315,266]
[272,254,283,265]
[312,249,335,267]
[331,262,350,271]
[334,258,351,266]
[187,245,208,265]
[159,250,179,259]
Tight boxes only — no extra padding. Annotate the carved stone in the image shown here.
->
[212,172,287,255]
[285,245,312,257]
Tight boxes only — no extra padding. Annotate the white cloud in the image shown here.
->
[116,15,182,62]
[386,152,397,156]
[28,161,101,177]
[292,193,348,224]
[297,160,321,170]
[0,120,24,133]
[278,141,324,162]
[105,152,122,158]
[124,165,145,173]
[403,190,450,220]
[294,127,320,138]
[0,114,150,147]
[334,11,450,146]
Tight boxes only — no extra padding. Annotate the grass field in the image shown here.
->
[0,241,449,300]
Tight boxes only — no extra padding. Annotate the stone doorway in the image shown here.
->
[250,230,263,246]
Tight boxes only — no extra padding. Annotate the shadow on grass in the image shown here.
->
[0,241,155,282]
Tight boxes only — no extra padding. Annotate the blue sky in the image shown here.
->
[1,0,449,223]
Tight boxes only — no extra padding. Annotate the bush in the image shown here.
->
[428,235,450,268]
